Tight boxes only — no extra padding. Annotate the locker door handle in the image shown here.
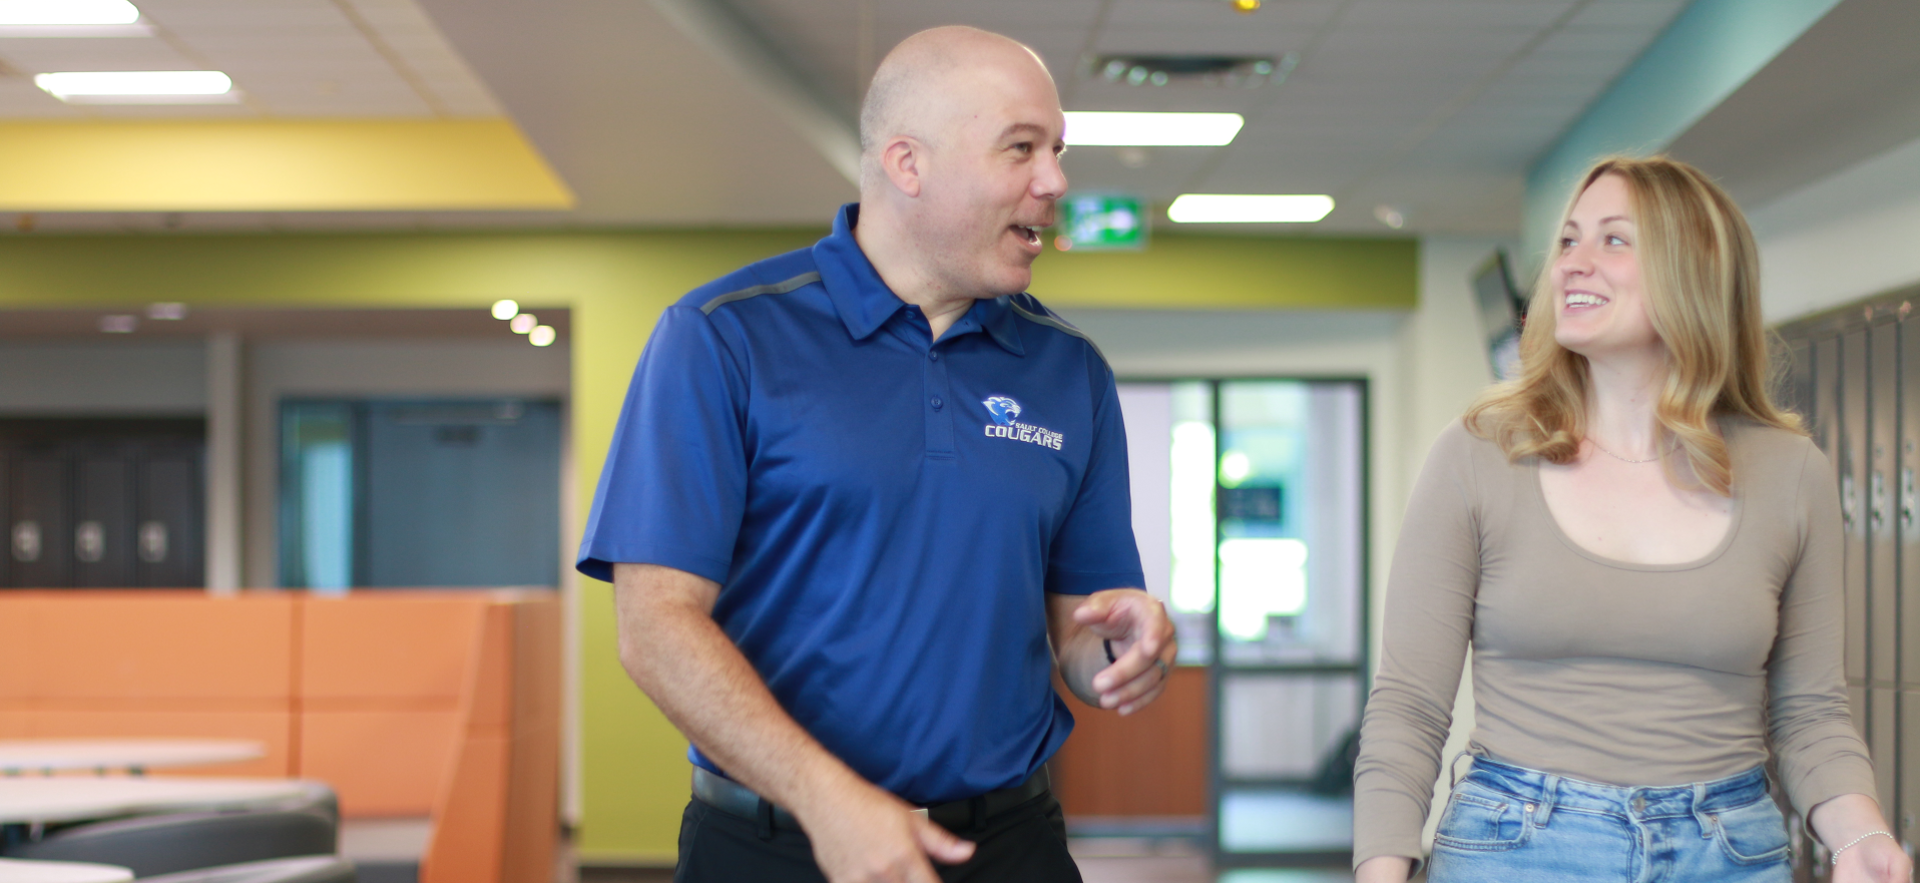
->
[10,521,40,563]
[75,521,104,563]
[1842,473,1858,528]
[1901,468,1915,535]
[1870,471,1887,533]
[138,521,168,563]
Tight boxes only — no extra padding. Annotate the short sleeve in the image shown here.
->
[576,305,750,584]
[1044,359,1145,595]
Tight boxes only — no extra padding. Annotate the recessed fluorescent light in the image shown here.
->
[1168,194,1335,223]
[528,325,556,347]
[510,313,537,334]
[35,70,235,104]
[1063,111,1244,147]
[0,0,139,25]
[491,299,519,320]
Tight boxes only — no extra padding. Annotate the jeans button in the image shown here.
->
[1633,795,1646,813]
[1524,803,1535,812]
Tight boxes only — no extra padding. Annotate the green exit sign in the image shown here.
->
[1055,193,1148,251]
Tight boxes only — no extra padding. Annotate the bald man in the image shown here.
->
[578,26,1176,883]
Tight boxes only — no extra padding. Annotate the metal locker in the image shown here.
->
[1813,336,1841,459]
[1870,323,1900,684]
[1871,688,1900,828]
[1786,340,1813,422]
[1903,319,1920,686]
[10,454,69,588]
[71,453,135,587]
[136,451,203,587]
[0,450,9,588]
[1902,690,1919,855]
[1842,328,1871,683]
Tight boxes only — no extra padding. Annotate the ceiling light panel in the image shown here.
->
[0,0,138,25]
[36,70,232,102]
[1168,194,1335,223]
[1064,111,1244,146]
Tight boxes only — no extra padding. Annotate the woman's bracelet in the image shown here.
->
[1830,830,1895,865]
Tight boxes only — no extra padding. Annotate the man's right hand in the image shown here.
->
[796,780,975,883]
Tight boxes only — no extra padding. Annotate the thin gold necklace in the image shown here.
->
[1587,437,1678,464]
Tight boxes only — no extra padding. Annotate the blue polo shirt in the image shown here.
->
[578,204,1144,804]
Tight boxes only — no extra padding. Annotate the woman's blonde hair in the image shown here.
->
[1463,155,1800,495]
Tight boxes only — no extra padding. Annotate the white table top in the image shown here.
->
[0,740,264,774]
[0,777,315,825]
[0,859,133,883]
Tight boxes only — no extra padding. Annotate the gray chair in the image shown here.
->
[3,807,337,877]
[137,856,356,883]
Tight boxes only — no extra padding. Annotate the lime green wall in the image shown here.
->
[0,228,1414,863]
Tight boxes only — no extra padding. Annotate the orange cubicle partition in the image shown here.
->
[0,590,559,883]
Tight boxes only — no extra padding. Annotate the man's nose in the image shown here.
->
[1033,152,1067,200]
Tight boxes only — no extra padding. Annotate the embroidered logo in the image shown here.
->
[981,396,1064,451]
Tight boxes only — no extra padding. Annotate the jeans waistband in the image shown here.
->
[1461,755,1771,820]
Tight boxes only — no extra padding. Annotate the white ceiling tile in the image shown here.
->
[1340,0,1579,29]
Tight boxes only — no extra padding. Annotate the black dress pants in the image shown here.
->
[671,792,1084,883]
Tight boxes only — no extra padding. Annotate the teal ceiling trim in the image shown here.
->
[1519,0,1844,277]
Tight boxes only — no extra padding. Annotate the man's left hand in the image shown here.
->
[1050,589,1176,715]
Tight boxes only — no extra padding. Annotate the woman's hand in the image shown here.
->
[1812,793,1913,883]
[1833,833,1911,883]
[1354,855,1414,883]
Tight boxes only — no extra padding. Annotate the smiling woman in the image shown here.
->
[1354,156,1912,883]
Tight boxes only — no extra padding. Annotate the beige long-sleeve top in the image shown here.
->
[1353,418,1877,867]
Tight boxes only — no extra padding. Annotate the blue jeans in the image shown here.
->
[1427,756,1792,883]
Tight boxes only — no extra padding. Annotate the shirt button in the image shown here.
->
[931,397,943,409]
[928,351,939,361]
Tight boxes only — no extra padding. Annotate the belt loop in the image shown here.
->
[1692,782,1714,839]
[1534,775,1558,828]
[968,795,987,832]
[1448,750,1472,789]
[755,797,775,841]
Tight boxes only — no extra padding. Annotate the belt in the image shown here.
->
[691,766,1051,834]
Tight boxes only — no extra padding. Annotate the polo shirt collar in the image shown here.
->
[812,203,1025,356]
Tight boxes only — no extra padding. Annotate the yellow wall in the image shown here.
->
[0,227,1415,862]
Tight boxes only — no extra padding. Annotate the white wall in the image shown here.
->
[0,341,206,414]
[1753,132,1920,322]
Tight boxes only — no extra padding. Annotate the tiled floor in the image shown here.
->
[576,839,1356,883]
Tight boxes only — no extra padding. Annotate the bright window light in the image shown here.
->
[1218,538,1308,641]
[1168,420,1217,614]
[35,70,231,99]
[1063,111,1244,147]
[1168,194,1335,224]
[510,313,537,334]
[490,299,519,320]
[528,325,556,347]
[0,0,139,25]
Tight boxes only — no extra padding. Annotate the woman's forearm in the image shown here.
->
[1355,855,1414,883]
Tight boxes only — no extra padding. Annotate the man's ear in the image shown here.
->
[881,136,924,198]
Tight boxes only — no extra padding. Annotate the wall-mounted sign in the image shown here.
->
[1055,193,1148,251]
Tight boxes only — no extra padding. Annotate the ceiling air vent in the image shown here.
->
[1089,53,1296,88]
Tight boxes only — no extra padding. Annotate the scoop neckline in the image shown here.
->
[1528,445,1744,573]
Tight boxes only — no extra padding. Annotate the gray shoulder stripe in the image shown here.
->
[699,271,823,315]
[1008,300,1111,368]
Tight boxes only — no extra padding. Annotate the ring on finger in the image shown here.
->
[1154,658,1170,680]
